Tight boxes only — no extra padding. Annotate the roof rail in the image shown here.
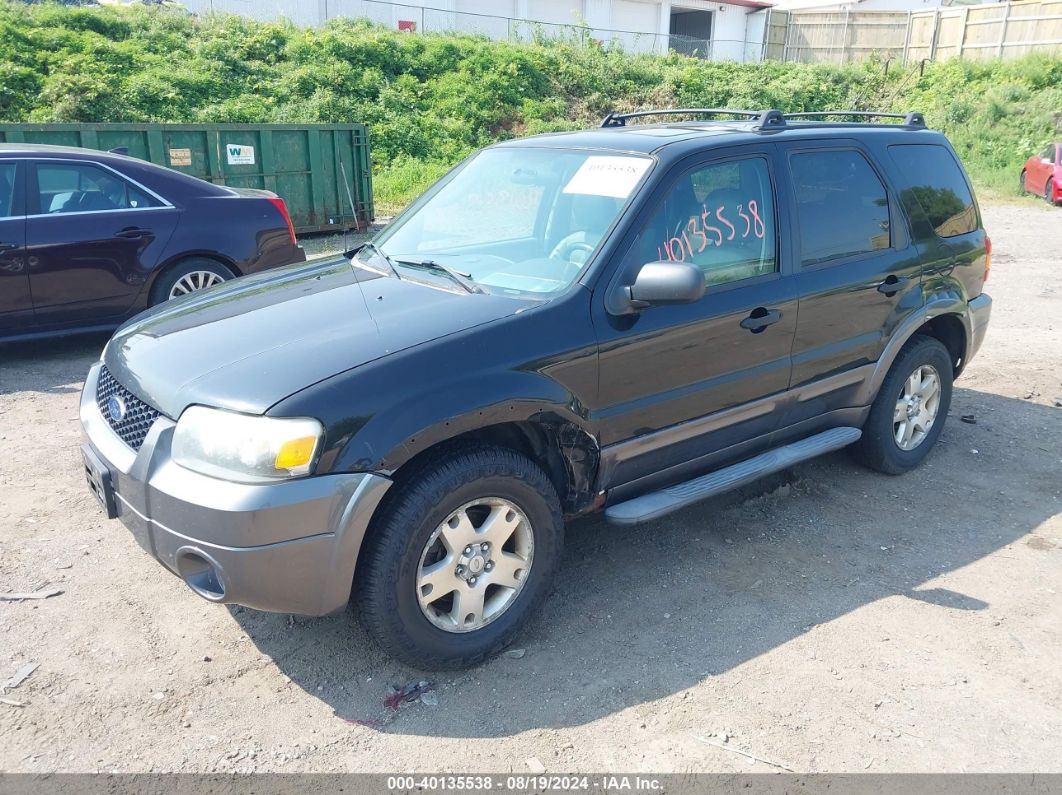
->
[753,109,786,131]
[600,108,763,128]
[783,111,926,128]
[598,108,926,134]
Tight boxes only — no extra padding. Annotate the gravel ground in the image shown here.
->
[0,201,1059,774]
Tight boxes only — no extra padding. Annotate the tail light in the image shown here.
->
[267,197,297,246]
[983,235,992,283]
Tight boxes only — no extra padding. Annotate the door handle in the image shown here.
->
[114,227,150,239]
[877,275,909,296]
[740,308,783,333]
[0,241,16,253]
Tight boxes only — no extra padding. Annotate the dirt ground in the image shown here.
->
[0,200,1059,775]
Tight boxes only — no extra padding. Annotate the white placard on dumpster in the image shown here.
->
[225,144,255,165]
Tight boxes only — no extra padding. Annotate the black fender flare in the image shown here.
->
[331,370,601,508]
[855,294,977,406]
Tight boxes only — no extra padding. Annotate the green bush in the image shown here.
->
[1,1,1059,209]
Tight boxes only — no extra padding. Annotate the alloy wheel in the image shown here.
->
[416,497,534,633]
[168,270,226,299]
[893,364,942,451]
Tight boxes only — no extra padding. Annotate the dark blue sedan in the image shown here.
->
[0,144,305,341]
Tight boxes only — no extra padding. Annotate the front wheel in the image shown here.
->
[1019,170,1027,196]
[853,335,953,475]
[357,446,564,669]
[1047,178,1058,206]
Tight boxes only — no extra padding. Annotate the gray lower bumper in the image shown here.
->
[79,362,391,616]
[967,292,992,364]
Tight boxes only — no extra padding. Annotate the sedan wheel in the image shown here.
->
[168,270,227,298]
[416,497,534,633]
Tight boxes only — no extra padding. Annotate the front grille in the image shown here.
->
[96,366,161,451]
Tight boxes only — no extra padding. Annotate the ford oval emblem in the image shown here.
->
[107,395,127,423]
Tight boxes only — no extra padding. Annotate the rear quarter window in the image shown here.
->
[889,144,977,238]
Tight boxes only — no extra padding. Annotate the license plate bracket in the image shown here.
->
[82,445,117,519]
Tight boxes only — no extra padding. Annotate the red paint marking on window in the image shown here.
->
[661,197,769,257]
[716,205,736,241]
[666,236,686,262]
[701,205,723,246]
[737,204,751,238]
[688,217,708,253]
[748,199,766,238]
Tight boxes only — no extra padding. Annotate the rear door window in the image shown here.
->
[789,149,891,267]
[34,163,160,215]
[889,144,977,238]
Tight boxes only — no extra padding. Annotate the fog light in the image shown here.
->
[176,549,225,601]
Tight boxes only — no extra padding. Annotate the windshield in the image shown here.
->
[369,148,652,296]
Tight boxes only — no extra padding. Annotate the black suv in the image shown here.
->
[80,109,992,669]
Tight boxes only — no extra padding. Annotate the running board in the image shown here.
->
[604,427,862,525]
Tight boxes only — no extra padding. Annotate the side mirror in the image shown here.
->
[622,261,705,312]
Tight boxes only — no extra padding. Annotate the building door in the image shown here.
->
[669,8,712,56]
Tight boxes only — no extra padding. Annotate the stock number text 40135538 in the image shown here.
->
[657,199,767,263]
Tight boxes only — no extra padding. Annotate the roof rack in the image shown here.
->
[601,108,768,128]
[599,108,925,133]
[783,111,925,128]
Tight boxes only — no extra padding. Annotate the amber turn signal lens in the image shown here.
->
[274,436,318,471]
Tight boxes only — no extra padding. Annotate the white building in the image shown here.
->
[183,0,773,62]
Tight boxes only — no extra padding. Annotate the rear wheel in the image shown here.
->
[1047,178,1058,206]
[150,258,235,305]
[357,445,564,669]
[854,335,953,475]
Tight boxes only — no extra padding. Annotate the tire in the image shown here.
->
[853,334,953,475]
[1047,178,1057,206]
[357,445,564,669]
[1019,170,1027,196]
[150,257,235,306]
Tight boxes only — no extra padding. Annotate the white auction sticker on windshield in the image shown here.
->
[562,156,651,198]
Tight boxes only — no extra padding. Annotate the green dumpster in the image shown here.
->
[0,123,373,234]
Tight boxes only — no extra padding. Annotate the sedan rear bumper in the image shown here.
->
[79,362,390,616]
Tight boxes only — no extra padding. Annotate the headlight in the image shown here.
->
[172,406,323,482]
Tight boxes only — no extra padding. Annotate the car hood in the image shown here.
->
[103,256,527,419]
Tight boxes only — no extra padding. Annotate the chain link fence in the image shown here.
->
[180,0,765,62]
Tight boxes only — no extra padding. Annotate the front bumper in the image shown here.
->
[79,362,391,616]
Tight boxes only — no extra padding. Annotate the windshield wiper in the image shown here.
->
[347,241,402,281]
[392,257,484,294]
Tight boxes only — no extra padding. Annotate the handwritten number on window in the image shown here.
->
[716,206,736,241]
[658,200,767,262]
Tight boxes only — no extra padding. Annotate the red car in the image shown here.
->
[1021,143,1061,204]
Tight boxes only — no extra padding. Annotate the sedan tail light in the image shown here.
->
[267,197,297,246]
